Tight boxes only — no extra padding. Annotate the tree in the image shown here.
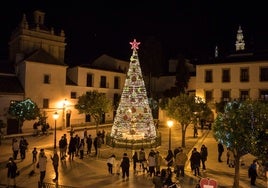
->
[166,93,208,147]
[75,90,111,134]
[110,39,157,140]
[8,98,40,133]
[213,99,268,188]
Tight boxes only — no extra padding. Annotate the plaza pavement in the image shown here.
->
[0,124,267,188]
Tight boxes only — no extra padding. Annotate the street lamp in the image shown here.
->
[53,112,59,149]
[167,120,173,150]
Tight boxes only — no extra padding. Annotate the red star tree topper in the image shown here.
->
[130,39,140,50]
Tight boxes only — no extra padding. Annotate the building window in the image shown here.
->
[87,74,93,87]
[222,69,230,82]
[240,68,249,82]
[205,90,213,103]
[221,90,230,102]
[240,90,249,100]
[260,67,268,81]
[43,98,49,108]
[43,74,50,84]
[205,70,213,83]
[114,76,120,89]
[260,90,268,101]
[85,114,91,122]
[100,76,106,88]
[70,92,77,99]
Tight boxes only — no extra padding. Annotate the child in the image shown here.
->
[32,147,38,163]
[79,139,85,159]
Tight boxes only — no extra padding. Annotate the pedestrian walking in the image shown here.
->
[107,154,116,174]
[132,151,139,173]
[6,157,17,188]
[37,149,47,188]
[190,148,201,176]
[120,153,130,180]
[32,147,38,163]
[248,159,258,186]
[217,142,224,162]
[200,144,208,170]
[51,149,59,182]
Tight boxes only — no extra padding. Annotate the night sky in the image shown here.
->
[0,1,267,66]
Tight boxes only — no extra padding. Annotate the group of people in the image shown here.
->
[151,145,207,188]
[11,136,29,161]
[68,128,103,159]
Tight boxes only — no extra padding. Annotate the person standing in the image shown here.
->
[248,159,258,186]
[107,154,116,174]
[155,151,162,173]
[83,128,88,139]
[37,149,47,188]
[86,135,93,155]
[200,144,208,170]
[139,148,146,172]
[78,139,85,159]
[174,148,188,178]
[93,135,102,157]
[59,136,68,160]
[51,149,59,182]
[148,151,156,177]
[19,136,28,160]
[12,138,19,160]
[68,135,76,160]
[190,148,201,176]
[6,157,17,188]
[165,149,174,167]
[120,153,130,180]
[217,142,224,162]
[32,147,38,163]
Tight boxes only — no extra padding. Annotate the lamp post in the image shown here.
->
[53,112,59,149]
[167,120,173,151]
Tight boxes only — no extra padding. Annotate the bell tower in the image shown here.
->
[235,25,245,51]
[8,10,66,64]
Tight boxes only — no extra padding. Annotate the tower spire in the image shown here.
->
[20,13,28,29]
[235,25,245,51]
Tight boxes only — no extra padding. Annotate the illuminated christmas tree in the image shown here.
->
[110,39,157,140]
